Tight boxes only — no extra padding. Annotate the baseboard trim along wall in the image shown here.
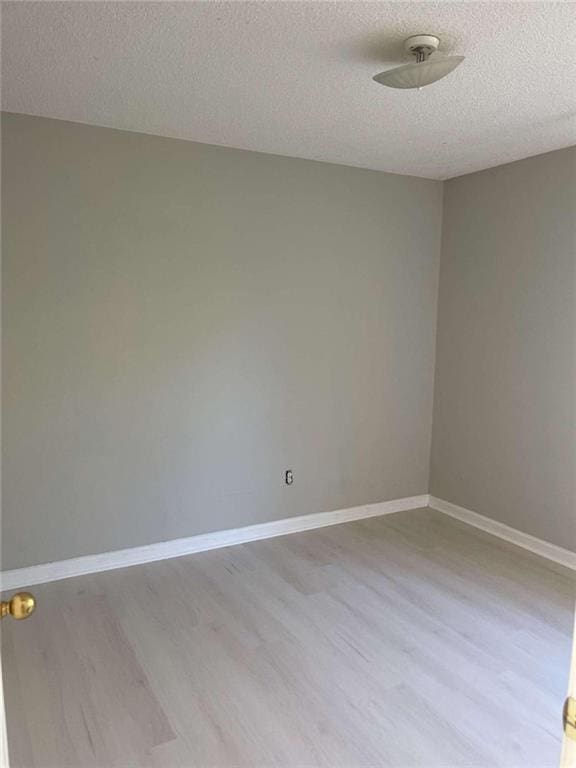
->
[0,495,429,590]
[3,493,574,590]
[429,496,576,571]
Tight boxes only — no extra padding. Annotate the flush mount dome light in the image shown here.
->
[373,34,464,89]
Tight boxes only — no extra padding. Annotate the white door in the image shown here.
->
[1,657,9,768]
[0,592,37,768]
[561,609,576,767]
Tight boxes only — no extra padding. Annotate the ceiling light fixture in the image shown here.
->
[373,34,464,90]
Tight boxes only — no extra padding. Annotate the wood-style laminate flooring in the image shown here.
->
[2,507,575,767]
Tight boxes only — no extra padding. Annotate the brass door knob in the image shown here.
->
[0,592,36,620]
[564,696,576,741]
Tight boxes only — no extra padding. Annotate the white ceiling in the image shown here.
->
[2,1,576,180]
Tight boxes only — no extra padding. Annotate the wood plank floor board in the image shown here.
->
[2,507,574,767]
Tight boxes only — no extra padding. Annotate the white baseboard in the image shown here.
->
[5,493,571,590]
[0,494,430,590]
[429,496,576,571]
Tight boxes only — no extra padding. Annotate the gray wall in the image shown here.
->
[2,113,442,569]
[430,147,576,551]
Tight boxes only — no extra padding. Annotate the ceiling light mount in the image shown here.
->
[403,34,440,63]
[373,33,464,90]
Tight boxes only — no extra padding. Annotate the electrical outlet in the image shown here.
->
[285,470,293,485]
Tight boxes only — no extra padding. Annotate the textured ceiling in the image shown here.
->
[2,1,576,179]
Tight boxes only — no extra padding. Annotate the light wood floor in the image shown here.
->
[2,507,575,768]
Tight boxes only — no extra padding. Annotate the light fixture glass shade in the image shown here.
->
[373,55,464,89]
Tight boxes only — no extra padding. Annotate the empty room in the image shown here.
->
[1,2,575,767]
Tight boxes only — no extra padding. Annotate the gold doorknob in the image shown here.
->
[564,696,576,741]
[1,592,36,620]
